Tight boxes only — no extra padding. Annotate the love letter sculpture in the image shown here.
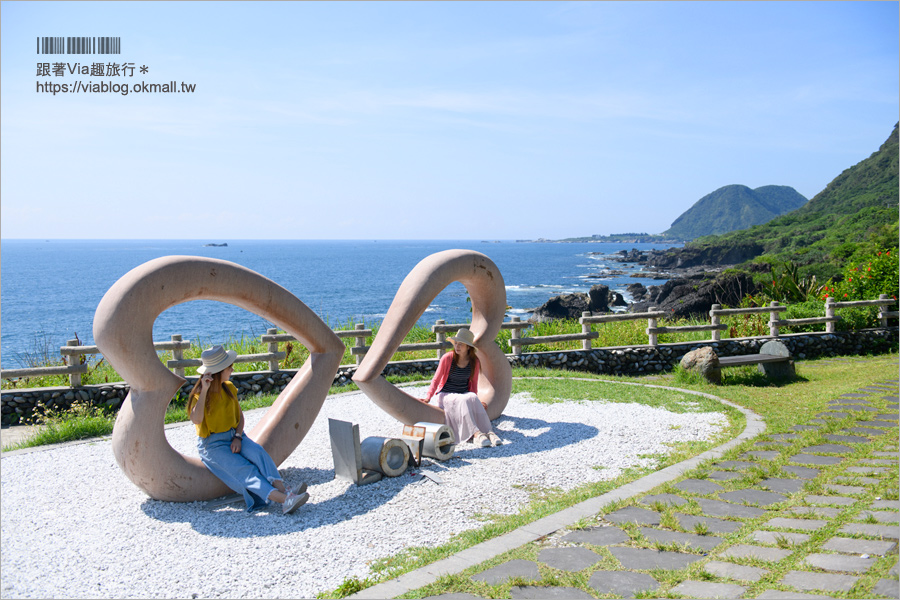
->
[93,256,345,502]
[354,249,512,424]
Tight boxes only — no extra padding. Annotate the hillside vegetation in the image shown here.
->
[657,123,899,280]
[664,184,807,240]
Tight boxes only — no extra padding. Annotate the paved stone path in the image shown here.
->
[355,377,899,599]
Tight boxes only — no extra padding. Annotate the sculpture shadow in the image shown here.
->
[139,413,599,538]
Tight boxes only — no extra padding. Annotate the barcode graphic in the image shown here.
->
[37,37,121,55]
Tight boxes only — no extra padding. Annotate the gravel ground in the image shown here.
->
[1,386,727,599]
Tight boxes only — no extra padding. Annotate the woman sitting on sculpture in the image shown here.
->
[421,329,504,447]
[188,345,308,514]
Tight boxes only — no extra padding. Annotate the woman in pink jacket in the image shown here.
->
[422,329,504,447]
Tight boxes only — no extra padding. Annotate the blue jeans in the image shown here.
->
[198,429,283,512]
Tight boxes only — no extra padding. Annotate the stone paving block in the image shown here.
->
[423,594,481,600]
[675,478,723,494]
[704,560,767,582]
[771,433,803,441]
[709,470,744,481]
[791,425,821,432]
[846,466,888,474]
[717,460,759,470]
[638,527,723,551]
[675,513,744,534]
[818,412,850,419]
[889,559,898,576]
[833,475,880,485]
[721,489,788,507]
[835,405,878,412]
[761,478,808,494]
[755,590,836,599]
[876,413,898,420]
[859,458,897,465]
[780,570,858,593]
[510,586,594,599]
[561,525,629,546]
[741,451,780,460]
[472,560,540,584]
[825,434,869,443]
[872,579,899,598]
[805,495,857,506]
[720,544,791,561]
[789,506,842,518]
[822,536,897,555]
[756,441,793,447]
[767,517,828,531]
[753,530,810,545]
[639,493,688,507]
[886,402,899,409]
[858,420,899,428]
[782,465,821,479]
[824,484,866,495]
[696,498,767,519]
[804,553,874,573]
[604,506,660,526]
[802,444,854,454]
[838,523,900,539]
[845,427,887,436]
[587,571,659,597]
[857,510,900,523]
[871,500,900,510]
[873,451,899,457]
[790,454,843,466]
[608,546,704,570]
[670,581,746,598]
[537,547,603,572]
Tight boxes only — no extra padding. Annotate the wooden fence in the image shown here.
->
[3,295,896,387]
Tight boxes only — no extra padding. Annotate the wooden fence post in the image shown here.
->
[769,301,781,337]
[825,298,836,334]
[581,312,592,350]
[710,304,721,342]
[878,294,890,328]
[267,328,280,371]
[355,323,366,365]
[172,334,185,378]
[66,339,82,387]
[435,320,446,358]
[647,307,658,347]
[511,316,522,356]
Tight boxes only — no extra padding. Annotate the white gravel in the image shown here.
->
[1,386,727,599]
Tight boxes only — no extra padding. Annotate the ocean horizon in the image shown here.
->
[0,239,680,369]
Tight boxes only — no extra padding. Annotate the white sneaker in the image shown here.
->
[282,491,309,515]
[487,432,504,446]
[474,432,491,447]
[291,482,308,496]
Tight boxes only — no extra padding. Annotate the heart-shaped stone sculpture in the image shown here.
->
[354,249,512,424]
[93,256,345,501]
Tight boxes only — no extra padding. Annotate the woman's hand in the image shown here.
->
[231,436,242,453]
[200,374,213,391]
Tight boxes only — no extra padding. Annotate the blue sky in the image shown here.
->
[2,1,897,240]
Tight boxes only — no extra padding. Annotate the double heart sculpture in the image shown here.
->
[93,250,512,501]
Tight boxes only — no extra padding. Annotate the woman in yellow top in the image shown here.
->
[188,345,308,514]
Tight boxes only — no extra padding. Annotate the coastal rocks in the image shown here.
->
[643,243,765,270]
[627,283,648,302]
[631,272,758,319]
[531,285,625,321]
[680,347,722,384]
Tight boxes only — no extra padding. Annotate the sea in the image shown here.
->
[0,239,679,369]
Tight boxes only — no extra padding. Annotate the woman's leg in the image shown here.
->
[198,431,278,511]
[437,392,493,443]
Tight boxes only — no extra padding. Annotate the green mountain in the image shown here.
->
[663,184,808,240]
[650,123,899,279]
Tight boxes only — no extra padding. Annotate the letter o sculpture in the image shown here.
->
[354,249,512,424]
[93,256,345,502]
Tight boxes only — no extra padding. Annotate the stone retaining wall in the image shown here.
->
[3,328,896,425]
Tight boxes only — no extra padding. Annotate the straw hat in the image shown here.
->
[197,345,238,374]
[448,329,476,348]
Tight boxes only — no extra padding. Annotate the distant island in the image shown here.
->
[203,243,228,247]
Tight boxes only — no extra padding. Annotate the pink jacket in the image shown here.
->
[425,351,479,400]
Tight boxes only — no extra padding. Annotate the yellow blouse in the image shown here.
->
[191,381,241,438]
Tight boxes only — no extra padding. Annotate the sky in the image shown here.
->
[1,1,898,241]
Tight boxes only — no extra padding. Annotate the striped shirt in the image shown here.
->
[440,361,472,394]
